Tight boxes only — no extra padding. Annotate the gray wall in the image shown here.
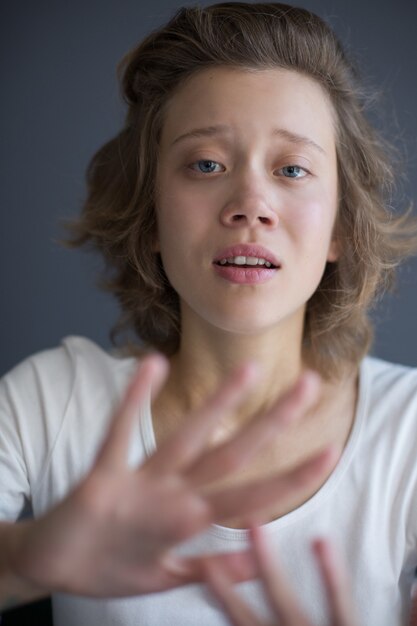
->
[1,0,417,376]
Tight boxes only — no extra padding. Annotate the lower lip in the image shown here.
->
[213,264,278,284]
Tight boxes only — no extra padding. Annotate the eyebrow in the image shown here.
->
[170,124,326,155]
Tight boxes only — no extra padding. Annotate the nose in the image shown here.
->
[219,178,279,230]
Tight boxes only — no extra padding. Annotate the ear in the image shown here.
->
[326,236,340,263]
[326,215,341,262]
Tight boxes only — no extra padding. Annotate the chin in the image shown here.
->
[203,310,292,337]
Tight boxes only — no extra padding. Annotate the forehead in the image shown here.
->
[160,66,336,152]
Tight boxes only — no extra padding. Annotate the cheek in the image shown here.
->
[156,196,205,281]
[157,175,215,240]
[156,181,186,244]
[158,202,200,248]
[285,193,338,272]
[289,198,335,240]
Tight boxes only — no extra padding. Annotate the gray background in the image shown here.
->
[1,0,416,376]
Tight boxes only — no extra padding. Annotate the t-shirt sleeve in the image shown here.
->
[0,343,76,521]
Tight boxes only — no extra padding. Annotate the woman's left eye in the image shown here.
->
[278,165,308,179]
[190,160,224,174]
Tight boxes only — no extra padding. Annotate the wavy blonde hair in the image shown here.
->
[67,2,417,378]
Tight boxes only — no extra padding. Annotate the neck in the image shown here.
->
[152,308,358,482]
[162,310,306,428]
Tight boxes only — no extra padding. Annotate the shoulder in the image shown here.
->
[0,337,139,518]
[362,355,417,412]
[0,336,139,440]
[357,355,417,470]
[358,356,417,541]
[1,336,136,396]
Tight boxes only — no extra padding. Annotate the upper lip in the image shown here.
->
[213,244,281,267]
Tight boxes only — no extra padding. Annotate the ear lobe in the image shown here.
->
[327,238,340,263]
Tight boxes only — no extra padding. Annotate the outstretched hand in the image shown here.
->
[9,354,337,599]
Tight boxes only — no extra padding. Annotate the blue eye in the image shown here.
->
[191,160,223,174]
[280,165,307,178]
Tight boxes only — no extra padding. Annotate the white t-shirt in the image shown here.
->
[1,336,417,625]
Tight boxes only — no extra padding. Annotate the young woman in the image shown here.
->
[1,2,417,624]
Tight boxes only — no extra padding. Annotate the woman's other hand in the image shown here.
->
[205,526,361,626]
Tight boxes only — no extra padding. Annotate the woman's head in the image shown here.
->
[69,2,417,377]
[155,65,339,350]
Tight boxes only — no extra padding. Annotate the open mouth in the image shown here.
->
[214,256,279,269]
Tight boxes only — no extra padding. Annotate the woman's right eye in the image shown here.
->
[189,160,224,174]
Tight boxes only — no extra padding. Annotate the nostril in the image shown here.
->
[223,211,278,226]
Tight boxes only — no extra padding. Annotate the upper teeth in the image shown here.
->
[219,256,273,267]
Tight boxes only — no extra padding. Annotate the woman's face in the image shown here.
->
[155,67,339,338]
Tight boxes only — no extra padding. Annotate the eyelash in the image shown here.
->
[188,160,309,179]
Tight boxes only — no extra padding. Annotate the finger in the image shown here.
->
[207,446,338,524]
[144,362,260,476]
[249,525,311,625]
[186,372,321,487]
[124,549,259,595]
[312,539,359,626]
[95,354,169,469]
[204,558,266,626]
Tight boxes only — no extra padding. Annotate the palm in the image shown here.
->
[12,355,335,598]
